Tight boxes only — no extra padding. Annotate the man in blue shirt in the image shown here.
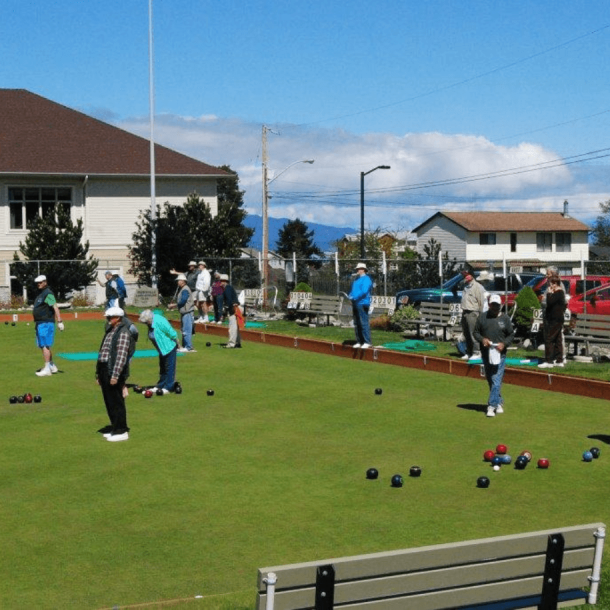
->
[348,262,373,349]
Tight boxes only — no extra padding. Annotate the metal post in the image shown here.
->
[360,171,365,259]
[148,0,157,289]
[263,572,277,610]
[588,526,606,604]
[262,125,269,303]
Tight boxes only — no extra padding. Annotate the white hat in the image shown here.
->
[198,261,206,266]
[35,274,47,283]
[489,294,502,305]
[356,262,367,270]
[176,273,187,281]
[188,260,197,266]
[105,306,124,317]
[219,273,229,281]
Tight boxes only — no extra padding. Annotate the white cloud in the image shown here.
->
[115,113,606,231]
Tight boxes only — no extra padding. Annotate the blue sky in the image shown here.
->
[3,0,610,232]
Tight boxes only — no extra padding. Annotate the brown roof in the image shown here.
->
[415,211,589,233]
[0,89,228,177]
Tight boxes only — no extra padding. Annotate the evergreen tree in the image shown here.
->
[128,167,254,295]
[276,218,324,284]
[12,205,98,301]
[591,199,610,246]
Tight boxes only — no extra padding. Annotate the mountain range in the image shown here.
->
[243,215,356,253]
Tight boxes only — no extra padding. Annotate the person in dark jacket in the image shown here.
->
[474,294,515,418]
[220,274,242,348]
[538,275,567,369]
[96,307,133,442]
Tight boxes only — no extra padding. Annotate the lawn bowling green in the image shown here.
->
[0,318,609,609]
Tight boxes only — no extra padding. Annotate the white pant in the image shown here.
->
[228,314,241,346]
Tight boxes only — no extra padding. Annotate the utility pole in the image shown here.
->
[261,125,269,300]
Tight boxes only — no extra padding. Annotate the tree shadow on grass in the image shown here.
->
[457,403,488,415]
[587,434,610,445]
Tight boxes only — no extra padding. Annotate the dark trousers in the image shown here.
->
[97,363,128,433]
[157,346,177,391]
[213,294,224,322]
[544,318,564,363]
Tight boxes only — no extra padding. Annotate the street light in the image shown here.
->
[360,165,390,259]
[261,156,315,292]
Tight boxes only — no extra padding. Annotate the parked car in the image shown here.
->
[526,275,610,301]
[567,283,610,316]
[396,272,543,308]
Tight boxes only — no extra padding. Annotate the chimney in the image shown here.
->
[563,200,570,218]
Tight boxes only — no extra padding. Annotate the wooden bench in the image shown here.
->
[565,313,610,356]
[257,523,606,610]
[403,301,462,341]
[242,287,278,316]
[293,294,343,326]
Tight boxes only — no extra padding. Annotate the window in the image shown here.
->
[510,233,517,253]
[556,232,572,252]
[536,232,552,252]
[479,233,496,245]
[9,187,71,230]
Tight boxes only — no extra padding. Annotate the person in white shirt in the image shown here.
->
[195,261,212,323]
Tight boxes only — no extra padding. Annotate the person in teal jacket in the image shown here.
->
[348,262,373,348]
[138,309,179,394]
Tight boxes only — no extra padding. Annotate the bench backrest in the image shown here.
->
[257,523,605,610]
[308,295,342,314]
[573,314,610,338]
[370,296,396,317]
[419,301,462,325]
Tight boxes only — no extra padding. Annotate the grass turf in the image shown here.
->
[1,319,609,609]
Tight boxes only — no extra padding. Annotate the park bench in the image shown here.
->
[242,287,279,316]
[403,301,462,341]
[303,294,344,326]
[257,522,605,610]
[565,313,610,356]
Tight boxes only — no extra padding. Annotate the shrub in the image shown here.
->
[0,294,27,310]
[390,305,420,332]
[513,286,541,331]
[70,292,95,307]
[370,314,392,330]
[294,282,312,293]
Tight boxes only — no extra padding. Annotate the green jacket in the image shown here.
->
[150,313,178,356]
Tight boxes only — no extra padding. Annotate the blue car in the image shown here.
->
[396,272,543,308]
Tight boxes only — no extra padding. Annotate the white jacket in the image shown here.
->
[196,269,211,292]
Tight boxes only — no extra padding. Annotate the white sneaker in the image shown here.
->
[177,347,188,353]
[469,353,481,360]
[107,432,129,442]
[538,362,554,369]
[486,406,496,417]
[361,343,371,349]
[161,389,170,395]
[495,405,504,414]
[185,348,197,353]
[50,364,58,374]
[353,343,361,349]
[554,361,564,368]
[460,354,470,360]
[35,368,52,377]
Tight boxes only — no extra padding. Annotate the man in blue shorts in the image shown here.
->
[33,275,64,377]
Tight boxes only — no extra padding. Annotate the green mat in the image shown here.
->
[382,340,437,352]
[58,350,185,361]
[467,357,538,366]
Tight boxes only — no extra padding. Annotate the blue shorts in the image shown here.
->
[36,322,55,349]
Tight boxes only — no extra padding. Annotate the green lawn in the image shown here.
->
[1,318,609,609]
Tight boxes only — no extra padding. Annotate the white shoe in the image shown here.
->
[50,364,58,374]
[161,389,170,395]
[554,361,564,368]
[361,343,371,349]
[107,432,129,442]
[538,362,554,369]
[35,368,52,377]
[177,347,188,353]
[495,405,504,414]
[460,354,470,360]
[486,406,496,417]
[185,348,197,353]
[103,432,113,438]
[353,343,361,349]
[469,353,481,360]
